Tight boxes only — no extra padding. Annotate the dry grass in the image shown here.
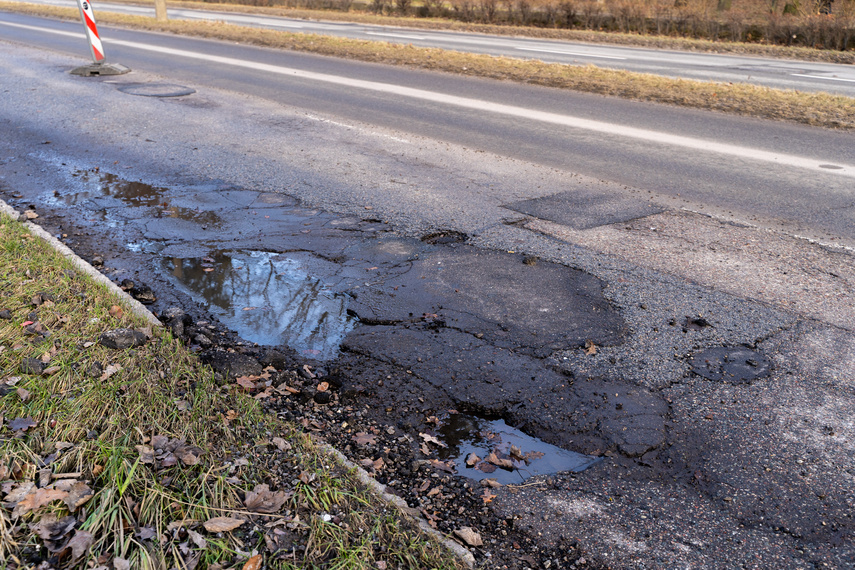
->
[85,0,855,62]
[2,1,852,130]
[0,213,463,569]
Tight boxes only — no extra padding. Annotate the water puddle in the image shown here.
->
[434,414,601,484]
[52,170,222,228]
[163,251,355,360]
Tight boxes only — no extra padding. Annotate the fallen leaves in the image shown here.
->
[9,417,38,433]
[243,554,263,570]
[454,526,483,547]
[584,339,598,356]
[352,432,377,446]
[419,432,447,448]
[203,517,245,533]
[244,484,291,513]
[136,435,203,469]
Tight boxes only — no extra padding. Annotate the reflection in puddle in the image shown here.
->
[435,414,601,484]
[55,170,222,228]
[164,251,354,360]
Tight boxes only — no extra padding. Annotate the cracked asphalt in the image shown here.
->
[1,44,854,568]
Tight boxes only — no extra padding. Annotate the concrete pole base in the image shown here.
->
[70,62,131,77]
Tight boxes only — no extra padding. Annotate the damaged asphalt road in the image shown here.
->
[2,46,855,568]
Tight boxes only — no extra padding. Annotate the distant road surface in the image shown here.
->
[10,0,855,96]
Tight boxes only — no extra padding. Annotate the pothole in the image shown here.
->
[421,230,467,244]
[117,83,196,98]
[432,413,601,484]
[688,346,772,382]
[162,251,355,360]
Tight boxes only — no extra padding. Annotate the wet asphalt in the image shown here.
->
[1,43,854,569]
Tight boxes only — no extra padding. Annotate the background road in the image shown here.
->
[1,11,855,248]
[12,0,855,96]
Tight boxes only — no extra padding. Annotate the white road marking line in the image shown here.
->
[365,31,427,40]
[792,73,855,84]
[516,47,627,60]
[4,20,853,179]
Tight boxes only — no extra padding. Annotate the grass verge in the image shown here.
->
[50,0,855,64]
[2,1,855,130]
[0,211,464,569]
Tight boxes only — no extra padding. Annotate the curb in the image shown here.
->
[0,200,162,329]
[316,441,477,568]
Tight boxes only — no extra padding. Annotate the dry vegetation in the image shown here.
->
[196,0,855,51]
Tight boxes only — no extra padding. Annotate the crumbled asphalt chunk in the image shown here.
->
[129,283,157,304]
[87,361,103,378]
[99,328,148,349]
[20,357,45,375]
[200,350,262,378]
[0,309,12,319]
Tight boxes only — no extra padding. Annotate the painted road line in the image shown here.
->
[3,20,853,179]
[791,73,855,84]
[516,47,627,60]
[365,31,428,40]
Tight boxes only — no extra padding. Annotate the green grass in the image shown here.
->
[0,213,464,569]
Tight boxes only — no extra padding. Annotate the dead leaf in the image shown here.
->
[4,481,35,503]
[244,484,290,513]
[584,339,598,356]
[428,459,455,474]
[243,554,262,570]
[453,527,483,547]
[174,444,203,466]
[136,445,155,464]
[298,471,315,485]
[372,457,385,471]
[113,557,131,570]
[9,417,38,432]
[481,488,496,505]
[65,530,93,562]
[29,514,77,552]
[271,437,291,451]
[187,528,207,549]
[476,461,497,473]
[486,451,515,470]
[316,381,329,392]
[63,481,94,512]
[465,453,481,467]
[203,517,244,533]
[16,387,30,402]
[109,305,124,318]
[352,432,377,446]
[419,433,447,448]
[480,478,502,488]
[509,445,524,461]
[13,487,69,517]
[236,376,256,390]
[523,451,545,462]
[100,364,122,380]
[42,366,61,376]
[427,487,441,497]
[225,410,239,421]
[241,307,256,311]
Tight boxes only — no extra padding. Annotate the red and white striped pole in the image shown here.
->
[70,0,129,76]
[75,0,105,63]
